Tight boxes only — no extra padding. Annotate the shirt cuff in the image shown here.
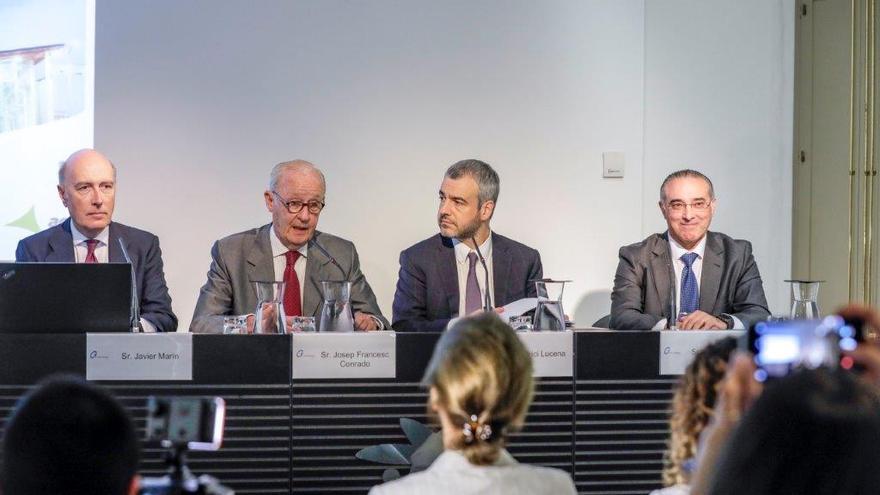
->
[140,318,158,333]
[724,314,745,330]
[652,318,667,330]
[368,315,385,330]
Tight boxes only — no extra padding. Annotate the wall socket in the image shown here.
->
[602,152,625,178]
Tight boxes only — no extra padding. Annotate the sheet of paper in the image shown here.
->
[502,297,538,317]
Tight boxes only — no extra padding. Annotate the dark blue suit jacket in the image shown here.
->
[392,233,543,332]
[15,219,177,332]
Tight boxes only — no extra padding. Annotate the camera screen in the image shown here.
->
[749,316,860,381]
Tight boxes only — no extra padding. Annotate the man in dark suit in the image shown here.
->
[15,149,177,332]
[610,169,770,330]
[190,160,388,333]
[393,159,543,332]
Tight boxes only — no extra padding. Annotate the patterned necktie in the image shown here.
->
[84,239,99,264]
[679,252,699,315]
[283,251,302,317]
[465,252,482,314]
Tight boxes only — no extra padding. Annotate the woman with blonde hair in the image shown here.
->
[369,313,576,494]
[653,337,737,495]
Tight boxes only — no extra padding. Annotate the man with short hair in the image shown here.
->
[2,376,140,495]
[15,149,177,332]
[190,160,388,332]
[392,159,543,332]
[610,169,770,330]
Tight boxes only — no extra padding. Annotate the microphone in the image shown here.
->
[667,256,676,330]
[309,233,346,276]
[118,238,140,333]
[471,237,492,312]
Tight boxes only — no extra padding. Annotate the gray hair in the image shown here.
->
[269,160,326,192]
[445,159,500,205]
[660,169,715,202]
[58,149,117,185]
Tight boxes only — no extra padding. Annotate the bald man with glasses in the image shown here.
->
[609,169,770,331]
[190,160,388,333]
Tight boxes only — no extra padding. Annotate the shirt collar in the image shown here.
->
[70,220,110,246]
[452,232,493,263]
[668,231,706,261]
[270,226,308,259]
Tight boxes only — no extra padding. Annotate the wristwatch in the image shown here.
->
[717,314,734,329]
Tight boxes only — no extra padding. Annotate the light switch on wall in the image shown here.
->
[602,152,625,178]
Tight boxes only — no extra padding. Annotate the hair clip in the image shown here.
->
[462,414,493,444]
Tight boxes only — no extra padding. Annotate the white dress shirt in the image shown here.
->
[453,234,495,317]
[269,229,308,308]
[368,449,576,495]
[70,222,157,333]
[653,233,743,330]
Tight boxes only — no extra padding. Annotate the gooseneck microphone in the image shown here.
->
[471,237,492,312]
[310,233,346,276]
[667,255,676,330]
[118,238,140,333]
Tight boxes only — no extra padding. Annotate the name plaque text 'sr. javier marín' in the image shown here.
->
[292,332,396,379]
[86,333,193,381]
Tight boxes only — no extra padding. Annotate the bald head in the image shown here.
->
[59,149,117,186]
[57,148,117,238]
[268,160,326,194]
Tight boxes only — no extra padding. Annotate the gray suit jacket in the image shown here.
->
[190,224,388,333]
[609,231,770,330]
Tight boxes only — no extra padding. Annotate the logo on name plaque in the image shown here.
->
[292,332,396,379]
[86,333,193,381]
[516,332,573,377]
[659,330,744,375]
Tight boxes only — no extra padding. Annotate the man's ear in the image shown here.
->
[58,184,68,207]
[480,200,495,221]
[263,190,274,212]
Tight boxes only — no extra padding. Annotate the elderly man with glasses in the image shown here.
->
[609,169,770,331]
[190,160,388,333]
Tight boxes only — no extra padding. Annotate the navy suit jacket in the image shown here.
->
[392,233,543,332]
[15,219,178,332]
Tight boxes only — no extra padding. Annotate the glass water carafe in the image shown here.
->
[785,279,823,319]
[319,280,354,332]
[253,281,287,334]
[533,279,568,331]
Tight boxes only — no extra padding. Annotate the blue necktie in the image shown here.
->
[679,252,699,315]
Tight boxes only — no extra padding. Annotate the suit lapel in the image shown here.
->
[699,232,723,313]
[650,233,674,317]
[303,247,332,318]
[437,236,459,316]
[247,226,276,305]
[46,219,76,262]
[492,233,512,306]
[108,223,126,263]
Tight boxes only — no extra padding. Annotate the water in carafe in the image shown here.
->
[319,280,354,332]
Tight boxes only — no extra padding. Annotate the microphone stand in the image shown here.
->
[309,233,346,276]
[118,238,140,333]
[471,237,492,312]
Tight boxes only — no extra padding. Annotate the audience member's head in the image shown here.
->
[423,313,533,465]
[663,337,737,486]
[2,375,140,495]
[707,367,880,495]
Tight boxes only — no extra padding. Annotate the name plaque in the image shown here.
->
[292,332,396,379]
[517,331,573,377]
[86,333,193,381]
[659,330,744,375]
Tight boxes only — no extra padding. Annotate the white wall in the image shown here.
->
[93,0,792,330]
[643,0,794,315]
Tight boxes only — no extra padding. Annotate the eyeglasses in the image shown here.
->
[271,191,325,214]
[665,199,712,212]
